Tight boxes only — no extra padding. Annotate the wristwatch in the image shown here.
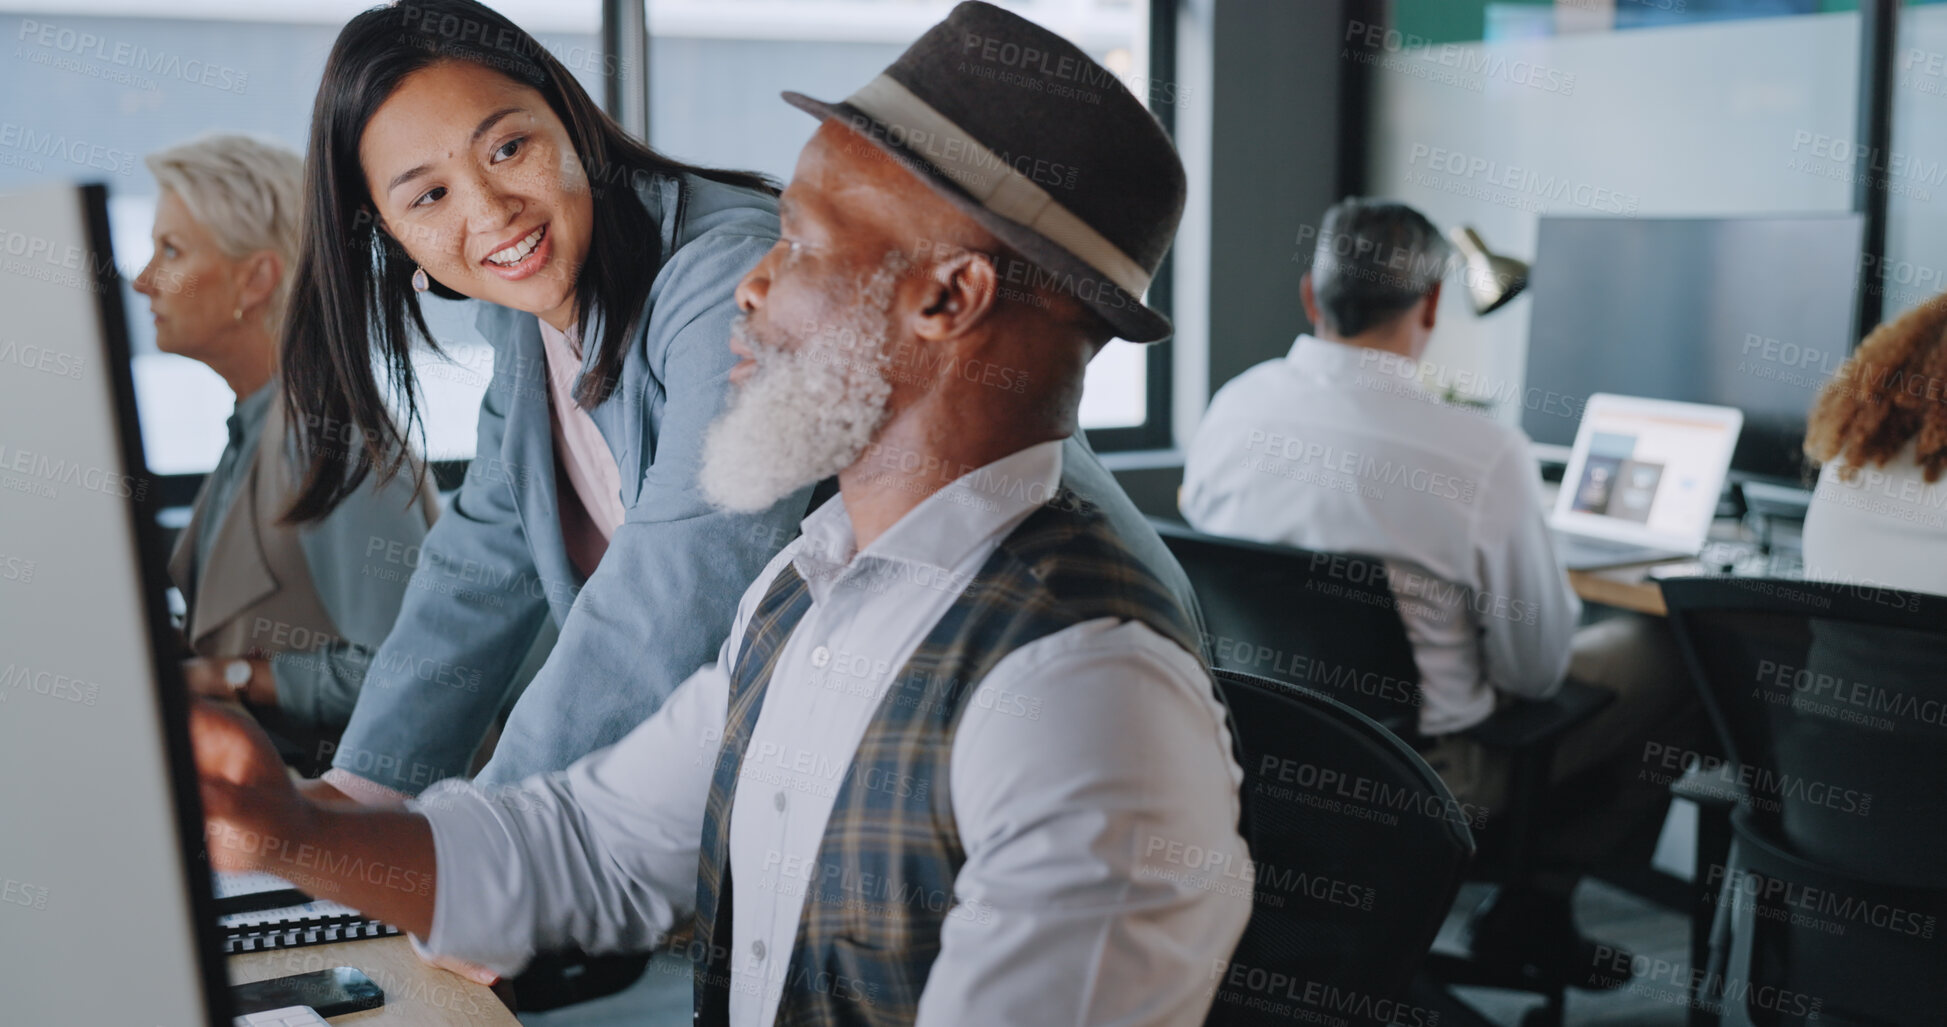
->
[223,658,253,697]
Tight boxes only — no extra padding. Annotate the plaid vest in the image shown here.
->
[691,485,1204,1027]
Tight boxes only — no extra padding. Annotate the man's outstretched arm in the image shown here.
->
[193,699,439,938]
[191,646,734,978]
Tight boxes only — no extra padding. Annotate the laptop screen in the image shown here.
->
[1550,394,1744,548]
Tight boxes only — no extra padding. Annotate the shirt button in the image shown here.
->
[773,791,787,812]
[811,646,831,668]
[752,939,767,961]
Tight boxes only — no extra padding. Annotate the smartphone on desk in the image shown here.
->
[231,967,383,1018]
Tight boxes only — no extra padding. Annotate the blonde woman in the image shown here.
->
[1803,292,1947,596]
[133,134,437,760]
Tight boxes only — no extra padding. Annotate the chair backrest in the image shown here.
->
[1658,576,1947,884]
[1151,519,1424,736]
[1205,669,1474,1027]
[1659,577,1947,1024]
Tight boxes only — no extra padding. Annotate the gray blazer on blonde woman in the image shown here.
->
[171,386,438,734]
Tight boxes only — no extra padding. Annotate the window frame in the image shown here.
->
[606,0,1178,453]
[1084,0,1180,453]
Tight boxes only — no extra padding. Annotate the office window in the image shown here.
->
[641,0,1164,440]
[1884,0,1947,324]
[0,1,601,473]
[1,0,1167,483]
[1361,0,1862,446]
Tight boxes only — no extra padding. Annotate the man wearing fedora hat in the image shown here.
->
[191,4,1252,1024]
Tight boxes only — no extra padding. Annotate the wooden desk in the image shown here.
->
[1569,562,1671,616]
[1543,477,1743,617]
[1568,552,1804,617]
[229,937,516,1026]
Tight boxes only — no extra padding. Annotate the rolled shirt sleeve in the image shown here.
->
[410,655,729,977]
[406,538,793,976]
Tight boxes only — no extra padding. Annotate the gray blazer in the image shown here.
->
[329,172,813,793]
[171,392,438,732]
[325,170,1199,797]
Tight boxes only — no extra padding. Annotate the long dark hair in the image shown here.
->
[283,0,775,522]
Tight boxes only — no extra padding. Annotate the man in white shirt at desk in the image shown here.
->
[190,7,1250,1025]
[1182,197,1697,990]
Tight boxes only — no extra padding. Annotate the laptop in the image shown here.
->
[1548,393,1743,571]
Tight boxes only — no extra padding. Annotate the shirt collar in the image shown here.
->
[538,318,584,361]
[227,380,276,446]
[1285,333,1427,394]
[791,438,1066,597]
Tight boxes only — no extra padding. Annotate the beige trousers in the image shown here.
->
[1419,614,1707,891]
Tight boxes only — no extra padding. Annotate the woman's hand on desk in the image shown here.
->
[182,656,275,707]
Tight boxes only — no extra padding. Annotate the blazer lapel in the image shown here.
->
[480,303,578,621]
[603,173,684,510]
[184,413,281,652]
[168,474,211,601]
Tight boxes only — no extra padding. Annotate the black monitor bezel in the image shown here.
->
[1522,212,1864,489]
[82,180,236,1025]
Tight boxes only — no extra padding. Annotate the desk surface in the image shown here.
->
[1569,564,1668,616]
[228,937,516,1026]
[1567,542,1806,617]
[1545,477,1806,617]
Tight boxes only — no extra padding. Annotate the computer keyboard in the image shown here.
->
[233,1006,330,1027]
[221,913,401,954]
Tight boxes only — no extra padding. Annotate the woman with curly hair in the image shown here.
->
[1801,292,1947,595]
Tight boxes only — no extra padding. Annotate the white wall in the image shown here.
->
[1885,4,1947,320]
[1366,12,1859,426]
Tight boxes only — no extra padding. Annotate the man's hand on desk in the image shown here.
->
[192,698,310,872]
[417,948,503,987]
[187,699,440,941]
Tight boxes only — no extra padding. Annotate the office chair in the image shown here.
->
[1152,520,1614,1027]
[1658,577,1947,1027]
[1205,668,1474,1027]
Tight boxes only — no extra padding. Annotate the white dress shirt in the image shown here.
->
[1802,444,1947,597]
[411,439,1251,1026]
[1181,334,1581,735]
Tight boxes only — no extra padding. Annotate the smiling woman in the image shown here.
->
[284,0,776,518]
[359,66,594,339]
[253,0,818,1011]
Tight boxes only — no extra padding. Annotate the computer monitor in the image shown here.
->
[1521,213,1863,485]
[0,183,230,1024]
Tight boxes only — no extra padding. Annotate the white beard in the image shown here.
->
[697,256,906,513]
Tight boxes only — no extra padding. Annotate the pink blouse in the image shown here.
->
[538,319,627,580]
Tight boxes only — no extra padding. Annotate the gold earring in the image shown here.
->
[233,307,243,322]
[412,266,430,293]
